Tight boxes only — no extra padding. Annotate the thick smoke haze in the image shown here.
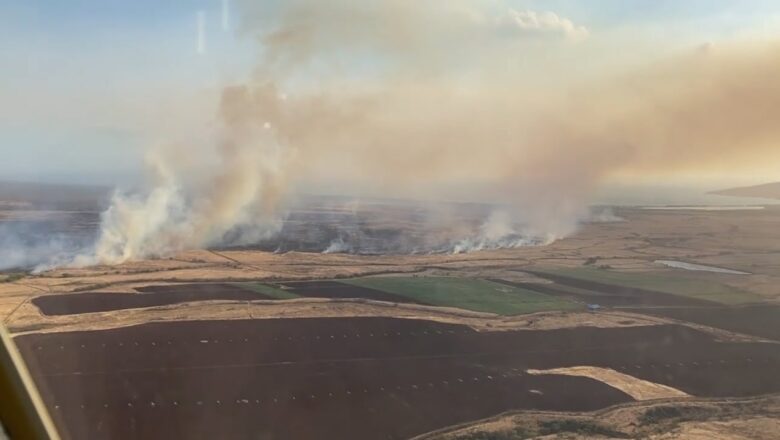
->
[0,222,88,271]
[51,0,780,265]
[75,122,290,265]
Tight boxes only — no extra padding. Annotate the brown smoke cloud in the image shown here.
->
[74,0,780,264]
[228,0,780,229]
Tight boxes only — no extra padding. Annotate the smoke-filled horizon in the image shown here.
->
[6,0,780,268]
[81,1,780,265]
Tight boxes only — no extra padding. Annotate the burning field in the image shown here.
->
[5,2,780,439]
[2,194,780,439]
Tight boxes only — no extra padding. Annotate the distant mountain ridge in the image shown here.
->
[711,182,780,200]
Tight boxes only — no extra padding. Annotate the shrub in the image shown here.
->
[1,273,25,283]
[539,420,628,438]
[452,428,533,440]
[640,405,716,425]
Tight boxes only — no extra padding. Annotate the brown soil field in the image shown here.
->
[9,292,675,336]
[14,318,780,439]
[493,276,716,307]
[626,305,780,342]
[31,284,270,316]
[3,202,780,439]
[530,271,722,306]
[17,317,636,440]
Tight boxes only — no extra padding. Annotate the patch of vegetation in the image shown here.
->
[583,256,600,266]
[538,420,628,438]
[539,267,761,305]
[340,277,580,315]
[232,282,300,299]
[451,428,533,440]
[73,282,112,292]
[640,405,718,425]
[449,419,626,440]
[1,273,26,283]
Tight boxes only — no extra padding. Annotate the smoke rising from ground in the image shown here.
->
[79,114,289,265]
[0,224,78,271]
[69,1,780,265]
[0,214,98,272]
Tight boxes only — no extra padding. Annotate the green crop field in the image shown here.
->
[232,282,300,299]
[340,276,580,315]
[535,267,761,305]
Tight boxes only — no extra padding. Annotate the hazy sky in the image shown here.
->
[2,0,780,188]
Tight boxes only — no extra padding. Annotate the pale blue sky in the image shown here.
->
[2,0,780,185]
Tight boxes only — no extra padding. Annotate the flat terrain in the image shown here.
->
[532,267,762,305]
[230,282,300,299]
[5,205,780,327]
[342,277,579,315]
[16,317,780,440]
[3,199,780,439]
[31,284,270,316]
[28,277,579,317]
[497,272,720,308]
[625,305,780,342]
[18,318,634,440]
[527,366,690,400]
[281,280,432,305]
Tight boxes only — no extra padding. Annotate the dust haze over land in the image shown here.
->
[8,0,780,268]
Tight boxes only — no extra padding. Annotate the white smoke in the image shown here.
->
[451,211,555,254]
[0,226,81,272]
[72,116,289,265]
[586,207,625,223]
[43,1,780,268]
[323,237,352,254]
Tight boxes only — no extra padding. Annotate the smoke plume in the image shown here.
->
[0,214,97,272]
[78,111,289,265]
[74,1,780,264]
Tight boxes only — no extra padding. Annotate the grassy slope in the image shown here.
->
[341,276,579,315]
[537,267,761,305]
[232,282,300,299]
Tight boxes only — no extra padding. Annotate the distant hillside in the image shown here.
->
[711,182,780,200]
